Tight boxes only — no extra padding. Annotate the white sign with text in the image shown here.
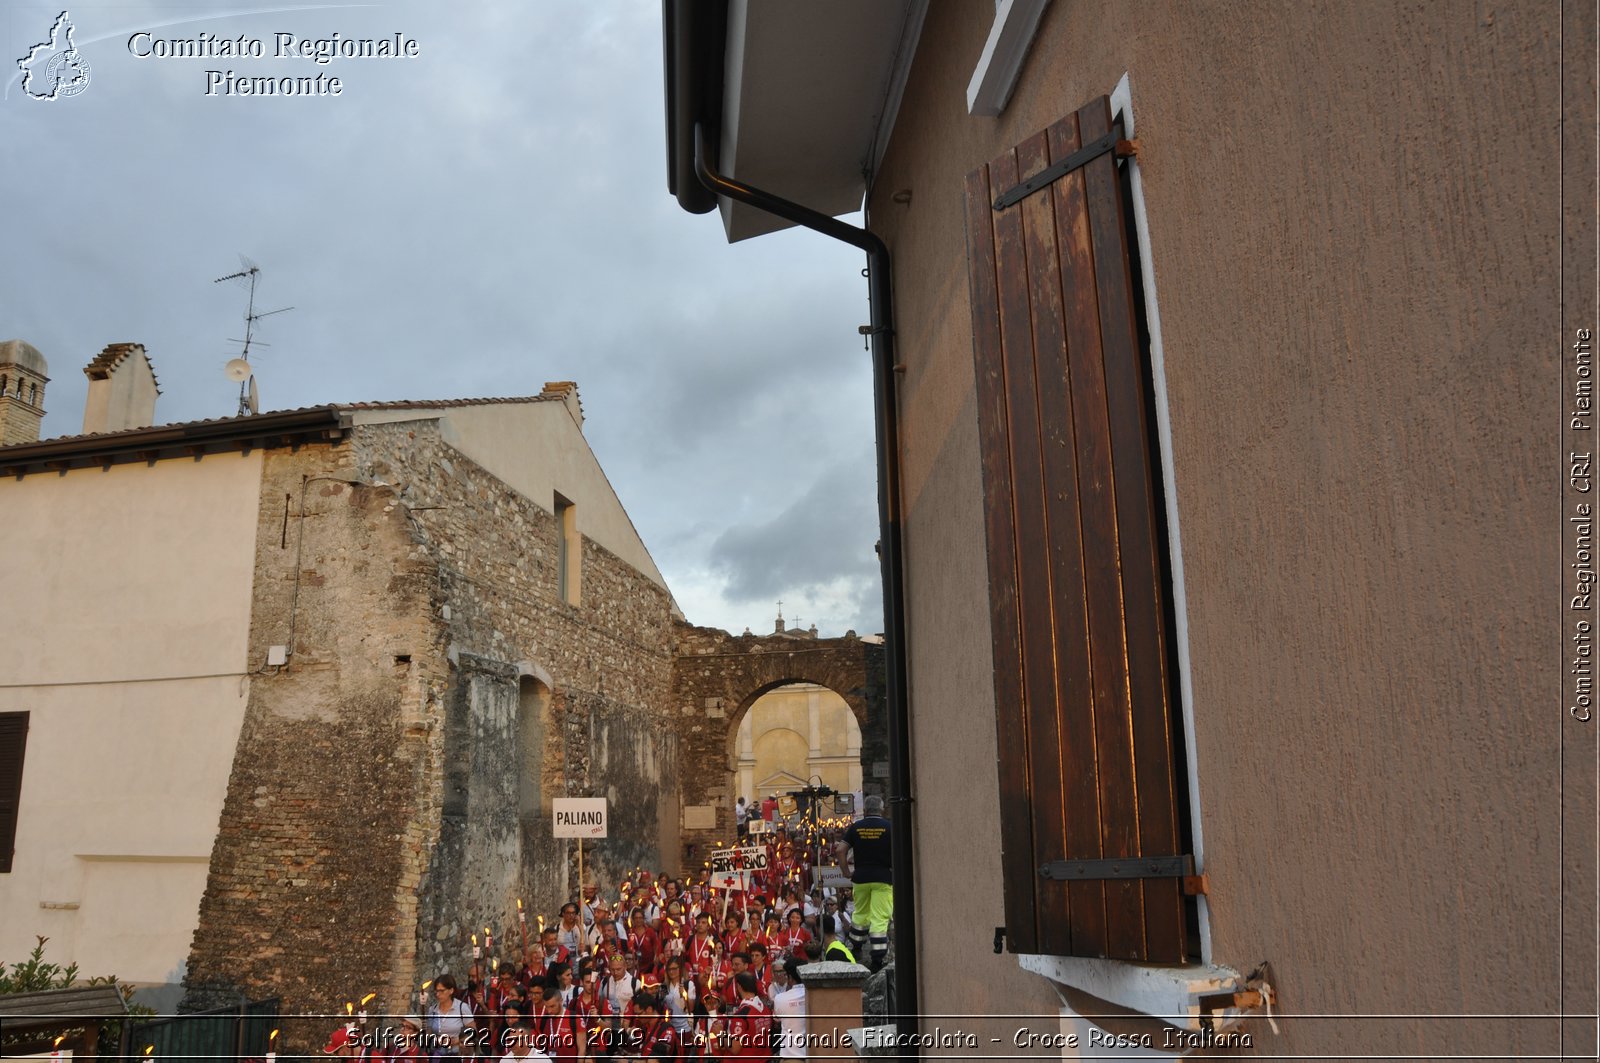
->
[553,797,608,838]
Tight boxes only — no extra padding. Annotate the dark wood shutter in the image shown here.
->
[966,96,1188,962]
[0,712,29,873]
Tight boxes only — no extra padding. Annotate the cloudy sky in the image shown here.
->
[1,0,885,637]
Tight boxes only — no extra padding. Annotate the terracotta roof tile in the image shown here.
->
[83,342,161,392]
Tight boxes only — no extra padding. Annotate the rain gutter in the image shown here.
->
[684,116,920,1049]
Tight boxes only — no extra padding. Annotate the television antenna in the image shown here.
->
[214,256,293,416]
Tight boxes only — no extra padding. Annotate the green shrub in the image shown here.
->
[0,936,158,1055]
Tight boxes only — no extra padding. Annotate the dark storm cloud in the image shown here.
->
[0,0,883,638]
[707,455,883,635]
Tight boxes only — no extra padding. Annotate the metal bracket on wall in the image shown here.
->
[992,122,1134,210]
[1038,854,1204,896]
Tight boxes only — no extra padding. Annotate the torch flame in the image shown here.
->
[517,898,524,911]
[54,1036,66,1048]
[144,1047,154,1057]
[346,1002,354,1016]
[422,980,433,990]
[471,933,478,946]
[269,1030,279,1044]
[361,992,377,1006]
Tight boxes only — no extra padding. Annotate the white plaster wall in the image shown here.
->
[349,403,672,596]
[0,452,261,985]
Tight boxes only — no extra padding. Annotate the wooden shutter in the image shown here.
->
[0,712,29,874]
[966,95,1188,962]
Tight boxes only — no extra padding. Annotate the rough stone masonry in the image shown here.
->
[184,419,678,1043]
[669,622,886,867]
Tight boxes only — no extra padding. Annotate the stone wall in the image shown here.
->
[184,441,448,1043]
[670,622,885,866]
[353,420,679,964]
[185,417,679,1046]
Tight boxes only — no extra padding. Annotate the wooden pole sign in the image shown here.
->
[553,798,608,838]
[709,845,768,892]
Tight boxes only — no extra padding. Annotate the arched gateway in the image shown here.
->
[670,619,887,866]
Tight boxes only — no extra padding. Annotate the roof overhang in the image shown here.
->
[0,405,346,479]
[664,0,923,242]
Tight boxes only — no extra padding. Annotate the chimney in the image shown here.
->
[0,340,50,446]
[540,380,584,430]
[82,343,160,435]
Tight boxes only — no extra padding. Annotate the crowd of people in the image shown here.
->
[322,796,893,1063]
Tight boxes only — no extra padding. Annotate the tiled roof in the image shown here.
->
[338,395,550,411]
[2,394,556,451]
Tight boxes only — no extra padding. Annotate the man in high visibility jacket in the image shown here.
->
[836,795,893,970]
[818,911,856,963]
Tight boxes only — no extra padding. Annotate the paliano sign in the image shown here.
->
[552,797,608,838]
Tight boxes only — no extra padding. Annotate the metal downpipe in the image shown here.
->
[691,123,918,1051]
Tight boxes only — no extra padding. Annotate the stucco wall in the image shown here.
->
[872,1,1561,1056]
[0,452,261,988]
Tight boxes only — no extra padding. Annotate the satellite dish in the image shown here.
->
[225,358,252,382]
[246,376,260,415]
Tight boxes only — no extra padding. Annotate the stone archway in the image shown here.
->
[729,681,863,807]
[670,620,886,866]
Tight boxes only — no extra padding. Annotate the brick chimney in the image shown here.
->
[83,343,160,435]
[0,339,50,446]
[540,380,584,430]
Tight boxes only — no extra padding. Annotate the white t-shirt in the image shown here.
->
[771,984,806,1059]
[501,1048,552,1063]
[602,972,638,1015]
[661,980,695,1032]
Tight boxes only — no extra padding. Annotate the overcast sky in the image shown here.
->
[1,0,885,638]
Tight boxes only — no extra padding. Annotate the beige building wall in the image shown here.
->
[0,452,262,988]
[736,683,862,802]
[871,1,1560,1055]
[349,401,672,597]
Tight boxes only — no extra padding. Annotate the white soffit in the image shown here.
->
[719,0,915,242]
